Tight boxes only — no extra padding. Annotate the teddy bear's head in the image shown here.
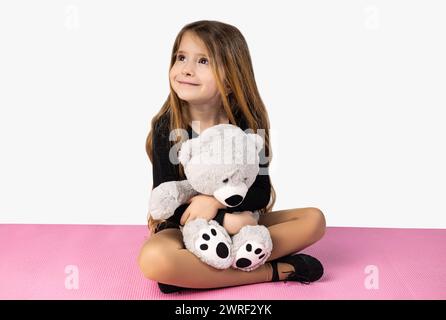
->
[178,124,264,207]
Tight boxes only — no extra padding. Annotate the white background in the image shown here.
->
[0,0,445,228]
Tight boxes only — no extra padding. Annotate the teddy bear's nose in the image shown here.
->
[225,195,243,206]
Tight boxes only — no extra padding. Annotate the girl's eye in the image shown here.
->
[176,54,208,65]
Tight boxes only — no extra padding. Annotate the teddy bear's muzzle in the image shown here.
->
[225,195,243,206]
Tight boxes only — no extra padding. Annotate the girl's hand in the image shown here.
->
[180,195,225,225]
[223,211,258,235]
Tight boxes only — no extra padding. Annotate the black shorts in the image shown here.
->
[154,220,181,234]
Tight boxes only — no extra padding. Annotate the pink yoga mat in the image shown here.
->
[0,224,445,299]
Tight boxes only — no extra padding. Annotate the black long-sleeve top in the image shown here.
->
[151,114,271,225]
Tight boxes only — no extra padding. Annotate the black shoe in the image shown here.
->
[270,253,324,284]
[158,282,183,294]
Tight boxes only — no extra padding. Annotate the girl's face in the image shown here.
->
[169,31,222,108]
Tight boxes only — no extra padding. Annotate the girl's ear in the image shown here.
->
[178,139,193,166]
[247,133,264,154]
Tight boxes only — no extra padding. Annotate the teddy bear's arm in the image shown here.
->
[148,180,199,220]
[175,179,199,203]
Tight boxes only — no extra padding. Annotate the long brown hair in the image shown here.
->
[145,20,276,233]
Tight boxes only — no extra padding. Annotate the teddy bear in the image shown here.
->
[148,123,273,272]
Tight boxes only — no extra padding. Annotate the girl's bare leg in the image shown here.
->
[138,207,326,289]
[258,207,326,261]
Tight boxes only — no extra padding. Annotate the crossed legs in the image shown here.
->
[137,207,326,289]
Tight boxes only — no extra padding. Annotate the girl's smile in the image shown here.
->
[177,80,200,86]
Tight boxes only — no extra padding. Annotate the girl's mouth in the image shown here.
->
[178,80,200,86]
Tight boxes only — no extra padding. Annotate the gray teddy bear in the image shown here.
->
[148,124,273,271]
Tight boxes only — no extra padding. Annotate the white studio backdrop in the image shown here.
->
[0,0,445,228]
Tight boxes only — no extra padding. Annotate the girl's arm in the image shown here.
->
[152,119,203,202]
[152,121,180,189]
[149,121,198,220]
[179,194,224,225]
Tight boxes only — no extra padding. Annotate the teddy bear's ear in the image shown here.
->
[178,139,193,166]
[247,133,264,154]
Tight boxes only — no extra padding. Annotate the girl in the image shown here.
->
[138,20,326,293]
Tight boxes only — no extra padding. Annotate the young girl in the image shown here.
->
[138,20,326,293]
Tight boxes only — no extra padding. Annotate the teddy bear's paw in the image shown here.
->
[231,241,269,271]
[195,225,232,265]
[182,219,233,269]
[148,182,181,220]
[148,199,178,220]
[230,225,273,272]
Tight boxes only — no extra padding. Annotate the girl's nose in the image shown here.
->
[182,62,195,76]
[182,69,192,76]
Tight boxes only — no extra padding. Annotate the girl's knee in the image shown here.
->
[137,243,176,281]
[306,207,326,240]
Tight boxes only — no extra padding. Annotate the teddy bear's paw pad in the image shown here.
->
[194,225,233,268]
[232,241,269,271]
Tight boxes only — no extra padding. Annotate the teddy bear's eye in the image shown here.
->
[223,178,228,183]
[244,177,248,181]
